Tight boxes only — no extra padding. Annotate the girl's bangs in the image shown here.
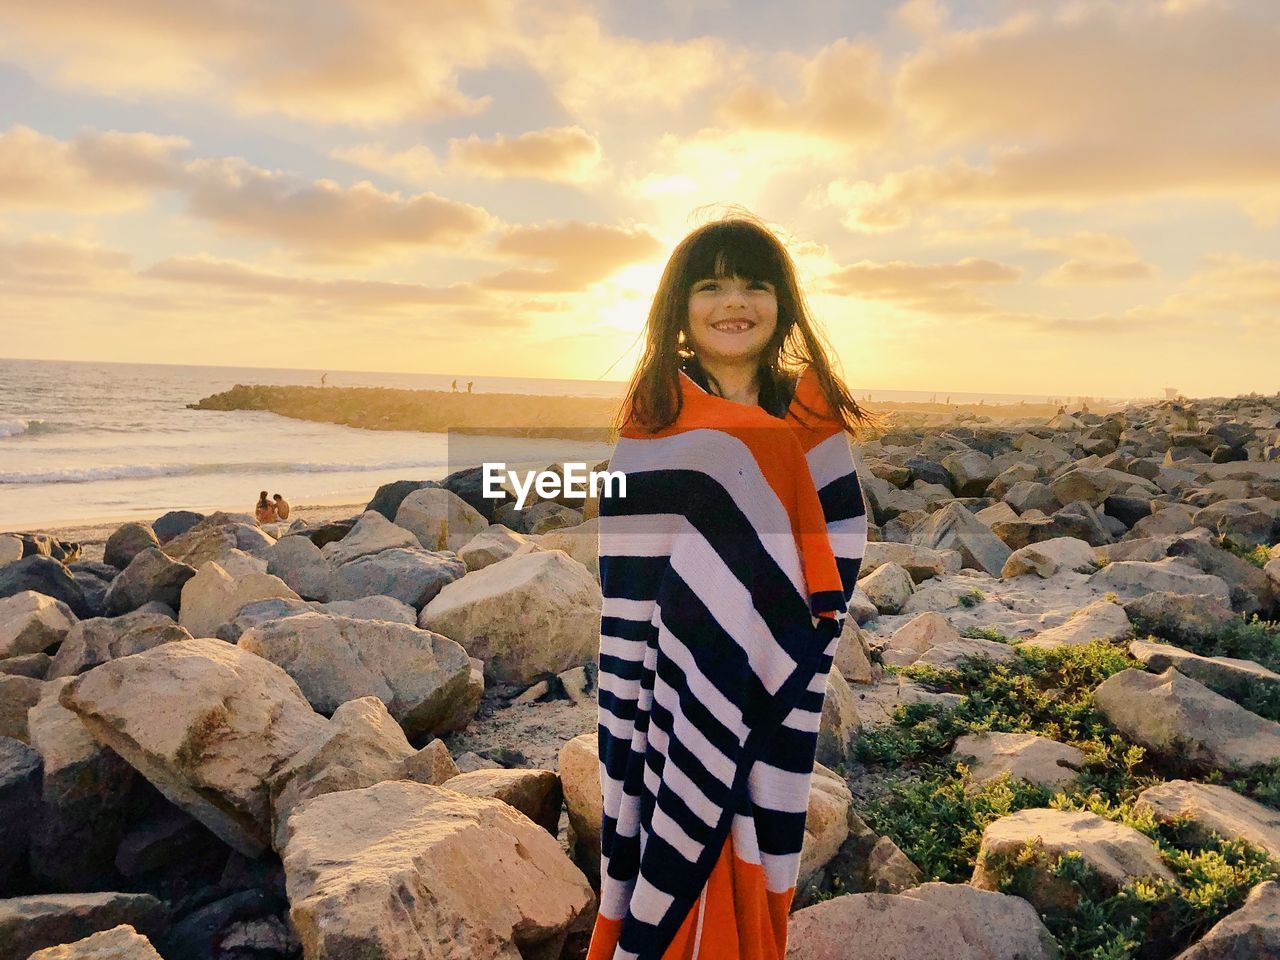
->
[684,225,785,285]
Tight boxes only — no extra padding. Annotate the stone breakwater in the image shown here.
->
[0,394,1278,958]
[189,384,620,440]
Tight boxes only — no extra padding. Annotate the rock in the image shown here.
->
[941,449,996,497]
[1020,598,1132,650]
[365,479,437,522]
[158,888,279,959]
[558,732,601,877]
[1001,537,1099,579]
[1051,467,1156,508]
[861,542,961,583]
[912,502,1012,576]
[216,594,419,642]
[267,696,415,851]
[1094,667,1280,772]
[26,923,164,959]
[1122,591,1237,645]
[103,549,196,616]
[420,550,603,687]
[160,521,273,571]
[440,768,563,834]
[282,781,594,960]
[178,562,299,639]
[0,736,41,892]
[60,637,327,856]
[48,612,191,679]
[103,524,160,571]
[533,517,600,579]
[0,534,23,568]
[0,894,166,960]
[457,524,537,572]
[859,561,914,615]
[151,510,204,544]
[1004,480,1060,515]
[264,534,333,600]
[1089,557,1231,603]
[327,547,466,609]
[455,750,502,773]
[320,510,420,566]
[0,557,91,619]
[0,590,77,658]
[28,679,138,889]
[12,533,82,564]
[816,669,862,768]
[517,501,582,535]
[914,636,1018,670]
[0,674,43,742]
[864,837,923,894]
[1173,880,1280,959]
[394,486,490,552]
[1167,534,1277,617]
[952,732,1084,790]
[881,612,962,667]
[399,738,461,785]
[800,763,855,887]
[972,808,1172,911]
[0,651,51,678]
[113,807,216,880]
[239,612,474,736]
[974,501,1019,528]
[833,620,874,684]
[1129,503,1197,539]
[1130,639,1280,702]
[787,881,1060,960]
[1135,780,1280,860]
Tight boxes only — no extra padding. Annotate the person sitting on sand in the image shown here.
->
[272,493,291,520]
[255,490,277,523]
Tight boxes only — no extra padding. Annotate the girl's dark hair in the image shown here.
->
[613,211,879,437]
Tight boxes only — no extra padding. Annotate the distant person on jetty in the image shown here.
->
[588,213,875,960]
[451,379,458,392]
[466,380,473,393]
[320,373,328,387]
[254,491,277,523]
[273,494,291,520]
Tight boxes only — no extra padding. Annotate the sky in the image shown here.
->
[0,0,1277,399]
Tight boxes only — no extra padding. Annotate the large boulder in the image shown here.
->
[532,517,600,580]
[1121,591,1237,645]
[267,696,415,851]
[816,669,862,768]
[858,561,914,614]
[0,894,166,960]
[281,781,594,960]
[1129,639,1280,702]
[264,535,333,601]
[971,808,1172,911]
[558,732,601,877]
[1135,780,1280,860]
[27,924,164,959]
[238,613,474,736]
[1001,537,1099,579]
[103,523,160,571]
[456,525,537,572]
[0,557,90,619]
[160,522,273,571]
[1173,880,1280,959]
[103,549,196,616]
[941,449,996,498]
[0,736,41,892]
[151,510,203,544]
[394,487,489,552]
[178,562,299,638]
[48,612,191,679]
[860,542,961,583]
[787,881,1060,960]
[364,479,436,522]
[60,637,327,856]
[911,502,1011,576]
[1089,557,1232,603]
[0,674,43,742]
[217,594,417,642]
[420,549,602,687]
[1020,598,1132,650]
[327,547,466,609]
[319,510,418,567]
[439,768,563,835]
[1094,667,1280,772]
[951,732,1084,791]
[0,590,77,658]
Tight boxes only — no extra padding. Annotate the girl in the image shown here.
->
[590,214,876,960]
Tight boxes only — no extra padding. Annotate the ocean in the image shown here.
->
[0,357,1137,529]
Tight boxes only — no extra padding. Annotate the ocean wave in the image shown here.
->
[0,456,451,485]
[0,419,30,438]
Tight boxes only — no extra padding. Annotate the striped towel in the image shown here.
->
[591,363,867,960]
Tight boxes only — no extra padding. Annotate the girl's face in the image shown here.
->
[685,274,778,366]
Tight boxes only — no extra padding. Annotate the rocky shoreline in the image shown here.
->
[1,393,1279,958]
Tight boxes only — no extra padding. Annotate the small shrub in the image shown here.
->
[961,625,1012,643]
[957,588,985,608]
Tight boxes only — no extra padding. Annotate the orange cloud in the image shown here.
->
[824,256,1021,314]
[448,126,604,182]
[478,221,662,292]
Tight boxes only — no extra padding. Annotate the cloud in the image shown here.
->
[0,125,186,211]
[824,256,1021,313]
[478,221,662,291]
[143,255,485,309]
[448,126,604,182]
[1031,231,1155,285]
[717,40,890,143]
[0,0,515,125]
[0,235,134,296]
[894,0,949,35]
[330,143,444,185]
[180,158,496,258]
[1041,258,1155,285]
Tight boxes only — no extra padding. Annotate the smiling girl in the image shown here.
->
[590,213,876,960]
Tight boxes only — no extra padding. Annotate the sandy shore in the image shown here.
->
[28,500,369,565]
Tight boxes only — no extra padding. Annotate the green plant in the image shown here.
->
[961,625,1013,643]
[957,588,985,608]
